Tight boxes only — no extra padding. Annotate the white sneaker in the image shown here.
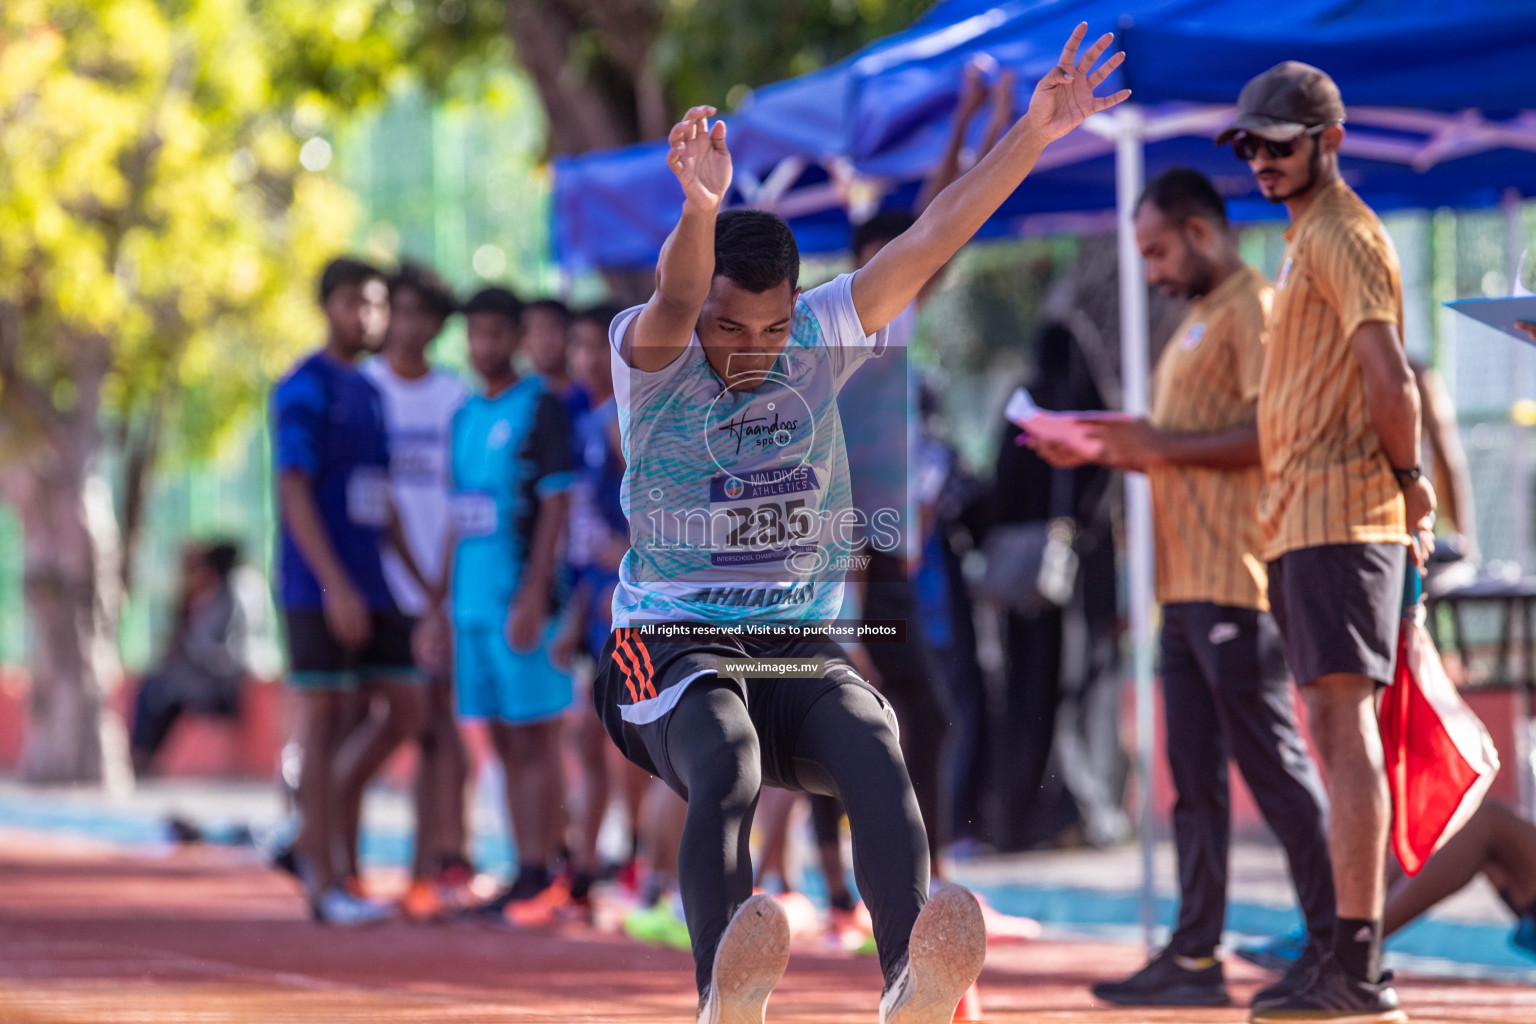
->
[696,893,790,1024]
[313,886,392,927]
[879,885,987,1024]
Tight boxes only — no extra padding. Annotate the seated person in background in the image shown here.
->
[1383,798,1536,958]
[131,542,249,775]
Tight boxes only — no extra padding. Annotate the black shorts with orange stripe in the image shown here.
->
[592,628,885,794]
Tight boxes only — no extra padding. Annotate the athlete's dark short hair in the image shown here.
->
[318,256,384,305]
[851,210,918,257]
[714,209,800,294]
[389,261,458,320]
[462,287,523,327]
[524,298,571,322]
[1136,168,1230,232]
[572,304,625,331]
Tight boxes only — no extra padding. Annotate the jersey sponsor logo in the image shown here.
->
[389,437,446,484]
[1180,322,1206,350]
[487,420,513,450]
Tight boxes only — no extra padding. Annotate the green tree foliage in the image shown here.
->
[658,0,934,111]
[0,0,470,783]
[0,0,363,466]
[348,0,934,153]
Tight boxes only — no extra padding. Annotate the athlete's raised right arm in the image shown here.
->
[620,106,733,372]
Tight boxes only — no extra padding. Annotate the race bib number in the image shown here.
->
[452,491,498,538]
[346,468,390,527]
[708,465,821,567]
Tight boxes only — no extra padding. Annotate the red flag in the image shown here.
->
[1379,584,1501,875]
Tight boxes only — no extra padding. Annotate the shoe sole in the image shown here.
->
[885,885,989,1024]
[1249,1009,1407,1023]
[1092,983,1231,1007]
[706,893,790,1024]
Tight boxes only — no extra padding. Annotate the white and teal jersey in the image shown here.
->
[609,273,888,625]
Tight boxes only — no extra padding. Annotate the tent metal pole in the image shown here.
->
[1113,104,1158,953]
[1503,188,1535,820]
[1506,189,1531,577]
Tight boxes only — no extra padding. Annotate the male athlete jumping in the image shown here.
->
[594,26,1128,1024]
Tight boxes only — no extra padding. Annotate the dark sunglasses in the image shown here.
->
[1231,123,1327,161]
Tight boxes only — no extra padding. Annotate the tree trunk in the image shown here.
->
[1,376,131,789]
[504,0,665,154]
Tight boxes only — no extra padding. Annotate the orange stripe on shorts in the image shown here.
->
[610,635,640,703]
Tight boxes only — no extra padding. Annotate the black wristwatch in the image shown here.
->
[1392,465,1423,489]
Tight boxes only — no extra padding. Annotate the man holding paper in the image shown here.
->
[1030,168,1333,1009]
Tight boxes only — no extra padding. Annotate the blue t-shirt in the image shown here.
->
[563,382,592,433]
[568,396,628,569]
[449,376,577,624]
[271,351,395,612]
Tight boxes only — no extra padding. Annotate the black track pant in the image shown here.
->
[1161,602,1335,956]
[665,675,927,995]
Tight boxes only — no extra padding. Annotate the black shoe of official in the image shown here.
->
[1248,954,1406,1023]
[1252,938,1325,1008]
[1091,948,1230,1007]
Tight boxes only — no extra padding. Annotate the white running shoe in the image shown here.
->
[696,893,791,1024]
[313,886,392,927]
[879,885,988,1024]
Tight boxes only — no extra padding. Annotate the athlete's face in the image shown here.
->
[1134,204,1217,301]
[324,278,390,359]
[523,308,569,378]
[467,311,518,383]
[1246,125,1341,204]
[385,286,446,361]
[698,277,800,391]
[568,320,612,395]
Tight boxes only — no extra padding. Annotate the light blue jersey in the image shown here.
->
[449,375,576,625]
[609,273,888,625]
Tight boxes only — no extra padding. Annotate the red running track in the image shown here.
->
[1,829,1532,1023]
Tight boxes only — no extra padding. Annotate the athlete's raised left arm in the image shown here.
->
[850,24,1128,335]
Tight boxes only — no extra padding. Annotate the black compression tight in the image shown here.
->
[664,676,928,994]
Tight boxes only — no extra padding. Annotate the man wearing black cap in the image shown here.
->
[1218,62,1433,1024]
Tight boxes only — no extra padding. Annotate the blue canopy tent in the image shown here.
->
[549,1,1019,271]
[554,1,1536,268]
[551,0,1536,946]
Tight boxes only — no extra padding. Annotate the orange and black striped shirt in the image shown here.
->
[1149,264,1270,611]
[1257,178,1409,561]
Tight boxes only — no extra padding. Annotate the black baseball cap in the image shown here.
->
[1215,61,1345,145]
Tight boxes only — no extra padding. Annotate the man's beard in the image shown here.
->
[1265,137,1323,204]
[1185,260,1216,300]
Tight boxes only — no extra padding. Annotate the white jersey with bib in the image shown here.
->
[361,360,468,615]
[609,273,887,626]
